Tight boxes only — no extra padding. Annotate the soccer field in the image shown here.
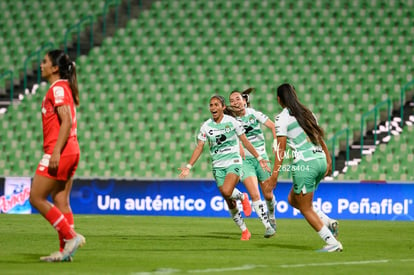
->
[0,215,413,274]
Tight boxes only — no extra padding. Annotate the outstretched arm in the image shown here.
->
[178,140,205,178]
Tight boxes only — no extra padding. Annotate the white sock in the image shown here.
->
[317,225,337,245]
[266,196,276,220]
[230,188,244,201]
[229,207,247,231]
[314,208,331,227]
[252,200,271,228]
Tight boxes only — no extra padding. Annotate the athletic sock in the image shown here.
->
[266,196,276,219]
[317,225,337,245]
[45,206,76,241]
[252,200,271,228]
[314,208,331,227]
[229,188,244,201]
[59,212,74,252]
[229,207,247,231]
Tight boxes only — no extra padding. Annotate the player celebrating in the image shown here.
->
[263,83,342,252]
[179,95,270,240]
[229,89,277,238]
[29,49,85,262]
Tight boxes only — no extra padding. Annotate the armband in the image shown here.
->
[256,156,263,161]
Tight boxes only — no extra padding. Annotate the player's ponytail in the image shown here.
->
[67,62,79,106]
[47,49,80,106]
[277,83,324,145]
[241,87,254,108]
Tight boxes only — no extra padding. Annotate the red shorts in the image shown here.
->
[36,153,80,181]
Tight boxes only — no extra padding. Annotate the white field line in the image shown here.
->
[188,264,267,273]
[279,259,414,268]
[132,259,414,274]
[131,265,266,275]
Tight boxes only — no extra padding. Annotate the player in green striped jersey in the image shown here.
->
[263,84,342,252]
[229,89,277,238]
[179,95,270,240]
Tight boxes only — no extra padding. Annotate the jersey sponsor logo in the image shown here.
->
[215,134,227,145]
[53,86,65,104]
[214,147,231,154]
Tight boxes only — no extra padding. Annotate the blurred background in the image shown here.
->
[0,0,412,181]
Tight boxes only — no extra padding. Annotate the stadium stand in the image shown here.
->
[341,123,414,181]
[0,0,108,77]
[0,0,413,181]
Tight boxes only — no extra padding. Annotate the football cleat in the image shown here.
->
[241,229,251,241]
[317,242,343,252]
[241,193,252,217]
[264,226,276,238]
[62,233,86,261]
[40,251,72,262]
[269,217,277,231]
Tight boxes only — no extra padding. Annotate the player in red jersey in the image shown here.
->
[29,49,85,262]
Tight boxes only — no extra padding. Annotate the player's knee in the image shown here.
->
[220,188,232,199]
[29,193,40,208]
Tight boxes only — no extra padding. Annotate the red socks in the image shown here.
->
[44,206,76,246]
[59,212,74,251]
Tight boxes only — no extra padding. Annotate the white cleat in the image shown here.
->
[264,226,276,238]
[40,251,72,262]
[62,233,86,261]
[269,217,277,231]
[317,242,343,252]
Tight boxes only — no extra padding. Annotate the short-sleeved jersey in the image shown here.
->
[236,107,269,159]
[41,79,79,155]
[275,108,324,163]
[198,114,245,168]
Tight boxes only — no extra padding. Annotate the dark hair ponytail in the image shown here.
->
[241,87,254,107]
[277,83,324,145]
[47,49,79,106]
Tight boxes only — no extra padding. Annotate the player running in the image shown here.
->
[229,89,277,238]
[179,95,270,240]
[263,83,342,252]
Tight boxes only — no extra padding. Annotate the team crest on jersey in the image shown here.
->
[224,125,231,133]
[53,86,65,104]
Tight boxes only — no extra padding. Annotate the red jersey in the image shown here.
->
[41,79,79,155]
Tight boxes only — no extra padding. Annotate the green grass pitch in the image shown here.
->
[0,214,413,274]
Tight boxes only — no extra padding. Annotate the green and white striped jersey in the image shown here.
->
[275,108,325,163]
[236,107,269,159]
[198,114,245,168]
